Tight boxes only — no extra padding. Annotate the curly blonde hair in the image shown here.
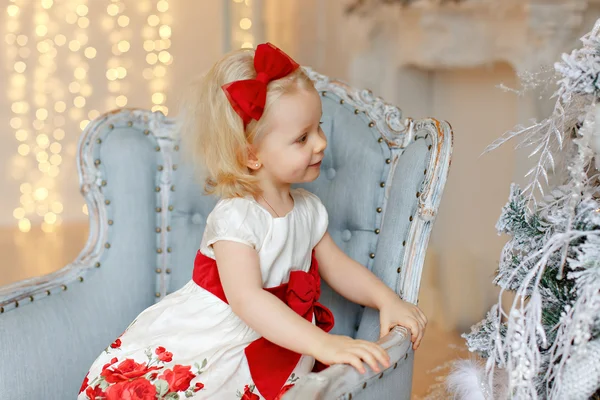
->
[178,47,315,199]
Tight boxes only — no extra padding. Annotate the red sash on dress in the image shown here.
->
[192,250,335,400]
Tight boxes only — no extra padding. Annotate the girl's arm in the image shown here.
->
[314,232,396,309]
[314,232,428,349]
[213,240,327,355]
[213,240,390,372]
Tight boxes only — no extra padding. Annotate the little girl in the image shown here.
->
[78,43,427,400]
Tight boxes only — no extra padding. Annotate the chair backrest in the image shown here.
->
[0,67,452,399]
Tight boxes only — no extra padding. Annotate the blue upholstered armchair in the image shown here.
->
[0,68,453,400]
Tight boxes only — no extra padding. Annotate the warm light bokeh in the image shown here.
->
[7,0,172,233]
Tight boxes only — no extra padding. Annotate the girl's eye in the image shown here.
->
[297,134,308,143]
[319,120,323,125]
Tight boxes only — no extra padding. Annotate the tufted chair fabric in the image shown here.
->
[0,68,452,400]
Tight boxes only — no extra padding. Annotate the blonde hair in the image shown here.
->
[178,47,315,199]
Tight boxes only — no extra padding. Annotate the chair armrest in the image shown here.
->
[0,260,94,311]
[282,326,412,399]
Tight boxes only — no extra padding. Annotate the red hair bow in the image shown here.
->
[222,42,299,126]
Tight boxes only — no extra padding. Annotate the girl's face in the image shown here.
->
[254,88,327,186]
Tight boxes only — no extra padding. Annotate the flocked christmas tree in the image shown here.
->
[445,19,600,400]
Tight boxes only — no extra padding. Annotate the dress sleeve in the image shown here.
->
[299,189,329,247]
[202,198,266,253]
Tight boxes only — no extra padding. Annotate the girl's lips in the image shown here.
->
[310,160,322,167]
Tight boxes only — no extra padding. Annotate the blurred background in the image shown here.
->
[1,0,599,397]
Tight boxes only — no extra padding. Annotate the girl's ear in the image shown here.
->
[246,145,261,170]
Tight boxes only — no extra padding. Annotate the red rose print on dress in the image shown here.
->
[101,357,119,372]
[110,338,122,349]
[155,346,173,363]
[158,364,195,392]
[101,358,161,383]
[105,378,156,400]
[79,375,89,394]
[81,346,207,400]
[85,385,106,400]
[239,384,260,400]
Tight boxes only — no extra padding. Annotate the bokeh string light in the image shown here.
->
[69,0,95,218]
[7,0,32,233]
[7,0,173,233]
[105,0,131,111]
[35,0,61,233]
[142,0,171,115]
[231,0,254,49]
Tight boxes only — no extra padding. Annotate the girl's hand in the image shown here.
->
[379,297,427,350]
[311,334,390,374]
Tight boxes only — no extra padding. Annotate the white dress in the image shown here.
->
[78,188,329,400]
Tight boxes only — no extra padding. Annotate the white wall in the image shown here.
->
[426,64,520,330]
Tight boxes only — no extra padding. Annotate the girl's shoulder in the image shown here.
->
[209,196,267,224]
[292,188,326,212]
[203,196,270,253]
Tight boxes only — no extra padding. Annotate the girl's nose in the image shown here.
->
[314,133,327,153]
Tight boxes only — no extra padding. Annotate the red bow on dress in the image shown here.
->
[222,42,300,126]
[193,250,334,400]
